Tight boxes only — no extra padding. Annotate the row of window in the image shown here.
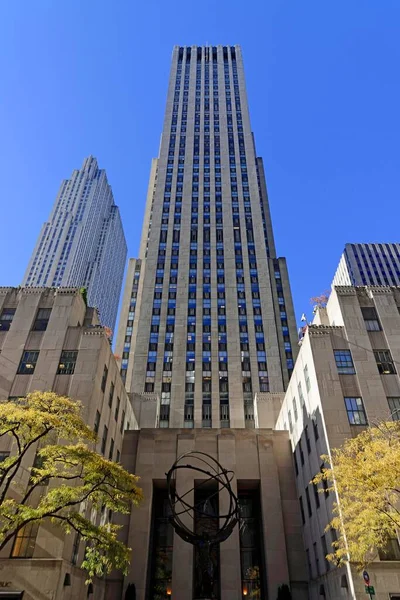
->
[0,307,51,332]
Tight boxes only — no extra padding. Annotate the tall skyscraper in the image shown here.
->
[333,242,400,287]
[116,45,298,428]
[22,156,127,331]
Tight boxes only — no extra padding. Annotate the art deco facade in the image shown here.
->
[274,285,400,600]
[333,243,400,287]
[0,287,136,600]
[22,156,127,331]
[116,45,297,429]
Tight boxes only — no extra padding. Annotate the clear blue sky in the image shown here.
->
[1,1,400,323]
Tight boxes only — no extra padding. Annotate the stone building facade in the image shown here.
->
[0,286,136,600]
[274,285,400,600]
[108,427,308,600]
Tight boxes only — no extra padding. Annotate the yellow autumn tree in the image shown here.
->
[0,392,142,581]
[314,421,400,567]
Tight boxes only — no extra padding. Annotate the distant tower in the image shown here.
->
[333,243,400,287]
[22,156,127,331]
[116,46,298,428]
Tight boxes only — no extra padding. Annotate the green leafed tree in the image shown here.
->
[313,421,400,567]
[0,392,142,581]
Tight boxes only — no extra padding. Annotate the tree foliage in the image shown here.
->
[313,421,400,567]
[310,290,330,309]
[0,392,142,581]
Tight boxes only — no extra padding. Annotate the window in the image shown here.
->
[120,410,125,434]
[94,410,100,434]
[321,535,329,571]
[17,350,39,374]
[334,350,355,374]
[305,426,311,453]
[299,496,305,524]
[57,350,78,375]
[361,306,381,331]
[288,410,293,433]
[313,481,320,509]
[321,463,329,497]
[32,308,51,331]
[11,521,39,558]
[0,308,16,331]
[298,382,305,407]
[109,438,114,461]
[344,397,368,425]
[101,425,108,454]
[293,451,298,476]
[305,486,312,517]
[388,397,400,421]
[304,365,311,392]
[313,542,320,576]
[108,382,115,407]
[116,450,120,463]
[115,397,120,421]
[374,350,396,374]
[292,397,298,421]
[378,538,400,561]
[312,417,319,441]
[0,451,10,462]
[71,533,81,565]
[101,365,108,392]
[299,440,304,465]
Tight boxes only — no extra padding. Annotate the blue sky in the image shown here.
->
[1,1,400,323]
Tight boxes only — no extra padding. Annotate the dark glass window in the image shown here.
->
[148,490,173,598]
[57,350,78,375]
[94,410,100,433]
[313,481,320,509]
[0,307,16,331]
[239,490,264,599]
[17,350,39,374]
[11,521,39,558]
[334,350,356,374]
[361,306,381,331]
[305,486,312,517]
[299,496,305,524]
[101,365,108,392]
[32,308,52,331]
[344,397,367,425]
[108,381,115,407]
[101,425,108,454]
[374,349,396,374]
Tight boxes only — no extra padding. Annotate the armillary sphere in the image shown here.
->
[166,451,240,547]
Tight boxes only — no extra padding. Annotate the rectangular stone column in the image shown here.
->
[218,433,242,600]
[171,433,195,600]
[257,434,290,599]
[125,431,155,600]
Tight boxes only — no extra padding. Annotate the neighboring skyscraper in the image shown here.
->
[116,45,298,428]
[333,243,400,287]
[274,285,400,599]
[22,156,127,331]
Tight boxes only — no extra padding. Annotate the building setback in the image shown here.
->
[0,286,136,600]
[333,243,400,287]
[22,156,127,332]
[115,45,298,429]
[274,285,400,600]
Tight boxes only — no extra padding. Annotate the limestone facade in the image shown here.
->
[273,286,400,600]
[108,427,308,600]
[0,286,136,600]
